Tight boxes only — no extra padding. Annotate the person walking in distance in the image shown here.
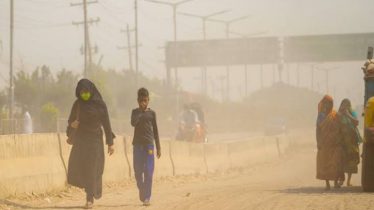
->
[131,87,161,206]
[67,79,115,209]
[338,99,362,186]
[316,95,345,190]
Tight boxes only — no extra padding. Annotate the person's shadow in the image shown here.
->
[1,200,82,210]
[1,200,131,210]
[277,186,365,195]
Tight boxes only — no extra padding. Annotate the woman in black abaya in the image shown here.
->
[67,79,115,209]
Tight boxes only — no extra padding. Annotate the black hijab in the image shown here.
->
[75,79,106,116]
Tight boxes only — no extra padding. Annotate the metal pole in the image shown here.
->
[211,81,215,99]
[9,0,14,121]
[135,0,139,89]
[287,64,290,85]
[178,10,229,96]
[83,0,89,77]
[244,38,248,98]
[173,6,178,89]
[226,68,229,101]
[226,23,230,101]
[261,65,263,89]
[273,64,275,84]
[203,19,206,95]
[326,71,329,94]
[220,76,225,102]
[297,63,300,88]
[311,66,314,91]
[126,24,134,72]
[245,64,248,98]
[173,5,180,122]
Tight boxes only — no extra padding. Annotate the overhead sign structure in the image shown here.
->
[284,33,374,63]
[165,37,279,68]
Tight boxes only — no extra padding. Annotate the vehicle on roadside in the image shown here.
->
[264,117,287,136]
[176,103,208,143]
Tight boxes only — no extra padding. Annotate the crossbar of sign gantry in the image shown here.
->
[284,32,374,63]
[165,37,279,68]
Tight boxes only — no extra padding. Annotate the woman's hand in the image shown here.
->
[71,120,79,129]
[108,145,115,156]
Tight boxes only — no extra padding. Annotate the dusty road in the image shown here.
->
[2,144,372,210]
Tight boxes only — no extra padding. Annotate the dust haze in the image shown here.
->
[0,0,371,209]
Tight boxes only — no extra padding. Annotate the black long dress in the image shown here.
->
[66,79,115,200]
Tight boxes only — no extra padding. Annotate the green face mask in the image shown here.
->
[81,92,91,101]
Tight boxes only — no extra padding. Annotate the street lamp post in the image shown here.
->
[145,0,194,89]
[145,0,194,123]
[207,15,250,101]
[301,63,322,92]
[314,66,340,94]
[178,10,229,95]
[228,31,267,98]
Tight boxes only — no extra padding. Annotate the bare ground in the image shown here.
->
[1,143,373,210]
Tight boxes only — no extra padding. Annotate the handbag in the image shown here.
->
[66,102,80,145]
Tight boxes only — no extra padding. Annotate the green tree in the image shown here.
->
[40,103,59,133]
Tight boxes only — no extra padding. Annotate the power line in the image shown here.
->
[97,2,126,24]
[71,0,100,77]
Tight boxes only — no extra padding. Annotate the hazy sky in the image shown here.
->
[0,0,372,104]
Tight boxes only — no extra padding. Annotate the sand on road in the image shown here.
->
[2,143,372,210]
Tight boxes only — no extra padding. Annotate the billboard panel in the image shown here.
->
[284,33,374,63]
[165,37,279,68]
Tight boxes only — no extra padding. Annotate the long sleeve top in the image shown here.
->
[67,100,115,146]
[131,108,160,150]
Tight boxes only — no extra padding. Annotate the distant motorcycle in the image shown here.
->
[176,102,208,143]
[177,122,207,143]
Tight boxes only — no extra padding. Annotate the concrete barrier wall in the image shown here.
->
[0,133,295,199]
[103,136,130,182]
[0,134,66,199]
[204,143,230,173]
[169,141,206,175]
[124,136,174,178]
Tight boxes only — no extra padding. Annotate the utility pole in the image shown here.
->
[71,0,99,78]
[178,10,229,95]
[118,24,136,72]
[208,15,250,101]
[134,0,139,89]
[9,0,14,121]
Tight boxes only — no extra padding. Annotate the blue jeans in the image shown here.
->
[133,145,155,201]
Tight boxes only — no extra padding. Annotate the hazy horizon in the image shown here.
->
[0,0,371,103]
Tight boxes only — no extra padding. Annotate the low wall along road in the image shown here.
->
[0,133,293,199]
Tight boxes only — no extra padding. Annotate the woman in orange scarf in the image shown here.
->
[316,95,345,190]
